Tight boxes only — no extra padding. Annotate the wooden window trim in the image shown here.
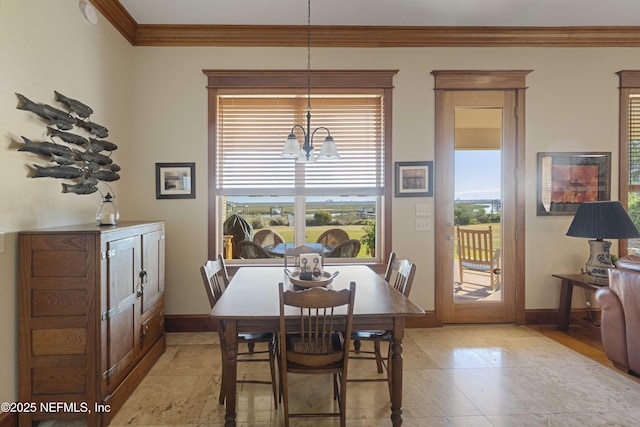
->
[204,70,397,272]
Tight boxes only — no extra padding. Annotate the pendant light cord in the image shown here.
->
[307,0,311,114]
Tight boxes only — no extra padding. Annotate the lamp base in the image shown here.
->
[584,239,614,286]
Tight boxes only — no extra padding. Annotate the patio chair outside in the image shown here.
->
[456,225,501,291]
[325,239,361,258]
[238,240,273,259]
[316,228,350,248]
[253,229,285,247]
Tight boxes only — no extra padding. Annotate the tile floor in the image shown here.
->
[108,325,640,426]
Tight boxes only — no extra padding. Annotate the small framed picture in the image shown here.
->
[156,162,195,199]
[536,152,610,216]
[395,161,434,197]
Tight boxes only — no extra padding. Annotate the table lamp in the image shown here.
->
[566,201,640,285]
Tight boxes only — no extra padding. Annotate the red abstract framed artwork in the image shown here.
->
[536,152,610,216]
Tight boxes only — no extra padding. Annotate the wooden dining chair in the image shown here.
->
[349,252,416,397]
[325,239,361,258]
[200,255,278,408]
[278,281,356,427]
[238,240,273,259]
[253,229,285,247]
[316,228,350,248]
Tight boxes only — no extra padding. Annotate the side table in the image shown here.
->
[552,273,606,331]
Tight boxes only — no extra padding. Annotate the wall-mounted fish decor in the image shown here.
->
[16,93,76,130]
[15,90,121,197]
[54,91,94,118]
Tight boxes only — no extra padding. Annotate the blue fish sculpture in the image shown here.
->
[31,164,84,179]
[61,182,98,195]
[76,119,108,138]
[74,149,112,165]
[54,91,94,118]
[88,170,120,182]
[88,138,118,152]
[19,136,74,158]
[49,153,76,166]
[16,93,76,130]
[48,127,88,146]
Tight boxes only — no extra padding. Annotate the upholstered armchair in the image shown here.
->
[595,255,640,375]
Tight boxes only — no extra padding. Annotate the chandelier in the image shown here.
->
[281,0,339,163]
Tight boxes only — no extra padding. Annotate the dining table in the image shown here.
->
[210,264,425,426]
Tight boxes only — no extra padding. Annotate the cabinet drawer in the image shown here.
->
[140,309,164,350]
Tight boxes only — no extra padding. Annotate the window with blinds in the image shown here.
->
[216,94,384,196]
[629,93,640,187]
[618,72,640,256]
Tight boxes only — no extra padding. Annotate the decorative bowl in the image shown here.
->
[285,270,339,288]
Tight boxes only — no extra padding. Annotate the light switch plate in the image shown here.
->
[415,219,431,231]
[415,204,431,216]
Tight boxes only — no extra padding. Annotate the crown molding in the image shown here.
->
[90,1,640,47]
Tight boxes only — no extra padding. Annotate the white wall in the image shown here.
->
[0,0,132,407]
[127,46,637,315]
[2,0,640,406]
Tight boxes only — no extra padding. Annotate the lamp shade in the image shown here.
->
[317,136,340,159]
[566,201,640,240]
[282,134,301,158]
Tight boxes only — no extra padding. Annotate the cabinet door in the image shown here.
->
[140,229,165,317]
[102,235,141,394]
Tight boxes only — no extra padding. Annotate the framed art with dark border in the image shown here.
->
[536,152,610,216]
[156,162,195,199]
[395,161,433,197]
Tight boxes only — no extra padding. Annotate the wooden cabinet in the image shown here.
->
[18,221,166,426]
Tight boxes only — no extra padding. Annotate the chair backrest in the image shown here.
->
[384,252,417,297]
[253,229,285,247]
[456,225,495,265]
[238,240,272,259]
[316,228,350,248]
[325,239,361,258]
[200,254,229,309]
[279,281,356,368]
[284,244,324,271]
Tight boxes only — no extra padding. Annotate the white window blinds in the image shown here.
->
[629,93,640,186]
[216,94,384,196]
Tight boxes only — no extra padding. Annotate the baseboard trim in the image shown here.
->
[0,411,17,427]
[166,309,594,333]
[165,314,216,332]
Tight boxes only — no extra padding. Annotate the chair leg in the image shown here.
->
[386,345,392,400]
[373,340,384,373]
[339,371,348,427]
[268,338,278,409]
[354,339,362,353]
[247,340,256,354]
[280,366,290,427]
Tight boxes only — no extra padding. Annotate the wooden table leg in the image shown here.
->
[557,278,573,331]
[224,320,238,427]
[390,317,404,426]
